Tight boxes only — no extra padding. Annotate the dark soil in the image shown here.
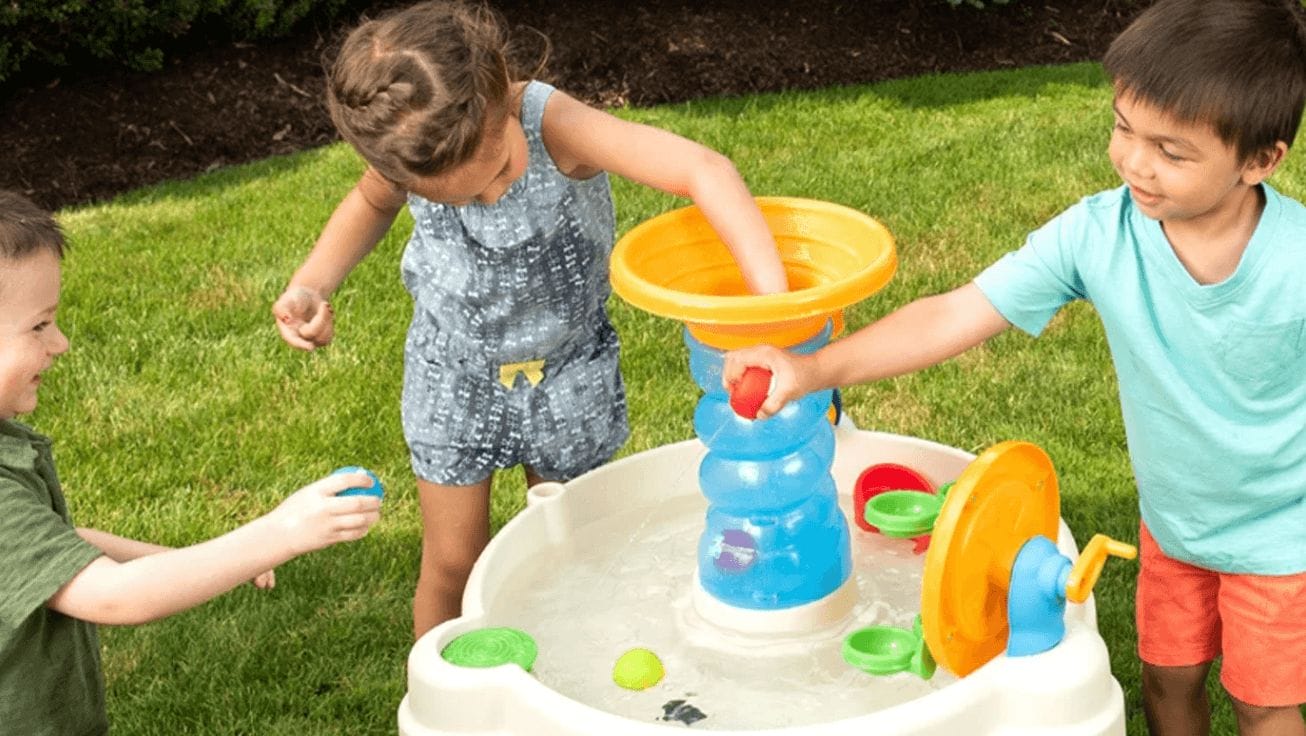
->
[0,0,1147,211]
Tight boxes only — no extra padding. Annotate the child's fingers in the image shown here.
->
[721,357,743,389]
[318,473,382,500]
[275,319,318,351]
[299,303,335,345]
[332,511,381,539]
[753,368,801,419]
[722,347,771,389]
[757,392,788,420]
[325,494,383,517]
[273,288,317,322]
[303,473,368,498]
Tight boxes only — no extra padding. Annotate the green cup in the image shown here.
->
[842,615,936,679]
[863,490,943,538]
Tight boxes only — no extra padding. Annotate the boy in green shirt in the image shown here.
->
[0,190,384,735]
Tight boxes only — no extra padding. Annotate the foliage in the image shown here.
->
[0,0,356,84]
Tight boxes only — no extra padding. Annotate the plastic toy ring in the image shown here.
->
[441,627,538,672]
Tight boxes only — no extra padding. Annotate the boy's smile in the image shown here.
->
[0,250,69,420]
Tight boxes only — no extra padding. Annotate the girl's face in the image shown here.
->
[1108,92,1264,224]
[0,250,69,420]
[407,112,529,207]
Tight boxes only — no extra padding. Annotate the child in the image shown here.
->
[724,1,1306,734]
[0,191,383,736]
[272,0,789,638]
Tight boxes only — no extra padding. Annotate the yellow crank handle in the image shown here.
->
[1065,534,1137,604]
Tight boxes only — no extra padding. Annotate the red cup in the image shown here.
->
[853,463,935,553]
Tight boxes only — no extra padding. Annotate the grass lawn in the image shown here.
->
[39,61,1303,735]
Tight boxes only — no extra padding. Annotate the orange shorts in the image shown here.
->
[1136,523,1306,707]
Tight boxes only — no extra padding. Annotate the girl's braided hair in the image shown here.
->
[326,1,525,184]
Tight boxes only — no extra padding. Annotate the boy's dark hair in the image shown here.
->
[0,190,65,262]
[1103,0,1306,161]
[325,0,534,184]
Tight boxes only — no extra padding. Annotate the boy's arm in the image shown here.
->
[47,472,380,626]
[75,527,275,588]
[726,283,1011,418]
[273,168,405,350]
[811,283,1009,386]
[540,90,789,295]
[75,528,168,562]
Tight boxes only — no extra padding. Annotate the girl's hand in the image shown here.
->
[252,570,276,589]
[272,285,335,350]
[722,345,814,420]
[269,472,382,557]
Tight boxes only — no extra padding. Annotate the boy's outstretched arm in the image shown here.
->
[273,169,405,350]
[540,90,789,295]
[46,471,381,625]
[724,283,1010,418]
[75,528,169,562]
[75,528,276,588]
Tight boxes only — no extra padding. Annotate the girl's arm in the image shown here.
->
[273,168,406,350]
[47,472,381,625]
[539,90,789,295]
[724,283,1011,418]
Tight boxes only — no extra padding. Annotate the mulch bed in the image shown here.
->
[0,0,1146,211]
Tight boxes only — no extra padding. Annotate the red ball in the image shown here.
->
[729,366,773,419]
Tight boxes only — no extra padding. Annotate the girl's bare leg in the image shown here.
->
[413,476,492,639]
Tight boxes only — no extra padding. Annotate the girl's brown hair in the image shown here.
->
[325,1,528,184]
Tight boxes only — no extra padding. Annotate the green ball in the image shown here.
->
[612,647,664,690]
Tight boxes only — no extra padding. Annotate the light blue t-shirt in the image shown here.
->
[974,184,1306,574]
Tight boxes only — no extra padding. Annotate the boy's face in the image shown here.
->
[0,250,68,420]
[1109,92,1273,223]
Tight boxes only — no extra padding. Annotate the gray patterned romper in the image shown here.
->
[399,81,628,486]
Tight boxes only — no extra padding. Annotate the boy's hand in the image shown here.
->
[269,472,382,557]
[252,570,276,589]
[272,285,335,350]
[722,345,816,420]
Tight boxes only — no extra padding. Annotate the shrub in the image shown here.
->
[0,1,357,84]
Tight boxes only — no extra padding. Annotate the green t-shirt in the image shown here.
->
[0,420,107,736]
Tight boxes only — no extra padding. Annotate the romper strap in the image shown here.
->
[519,80,554,134]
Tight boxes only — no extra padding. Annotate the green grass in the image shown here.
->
[36,61,1303,735]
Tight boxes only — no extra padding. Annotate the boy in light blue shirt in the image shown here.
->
[723,1,1306,734]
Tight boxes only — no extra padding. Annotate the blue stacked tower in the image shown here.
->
[686,323,851,610]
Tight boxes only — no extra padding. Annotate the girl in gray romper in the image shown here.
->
[274,0,787,636]
[400,80,627,486]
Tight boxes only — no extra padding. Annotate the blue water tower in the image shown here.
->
[685,323,851,610]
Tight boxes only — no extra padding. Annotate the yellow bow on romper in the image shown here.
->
[498,359,546,389]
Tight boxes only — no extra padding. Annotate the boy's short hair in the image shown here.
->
[0,191,65,262]
[1103,0,1306,161]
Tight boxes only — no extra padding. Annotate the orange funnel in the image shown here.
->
[610,197,898,349]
